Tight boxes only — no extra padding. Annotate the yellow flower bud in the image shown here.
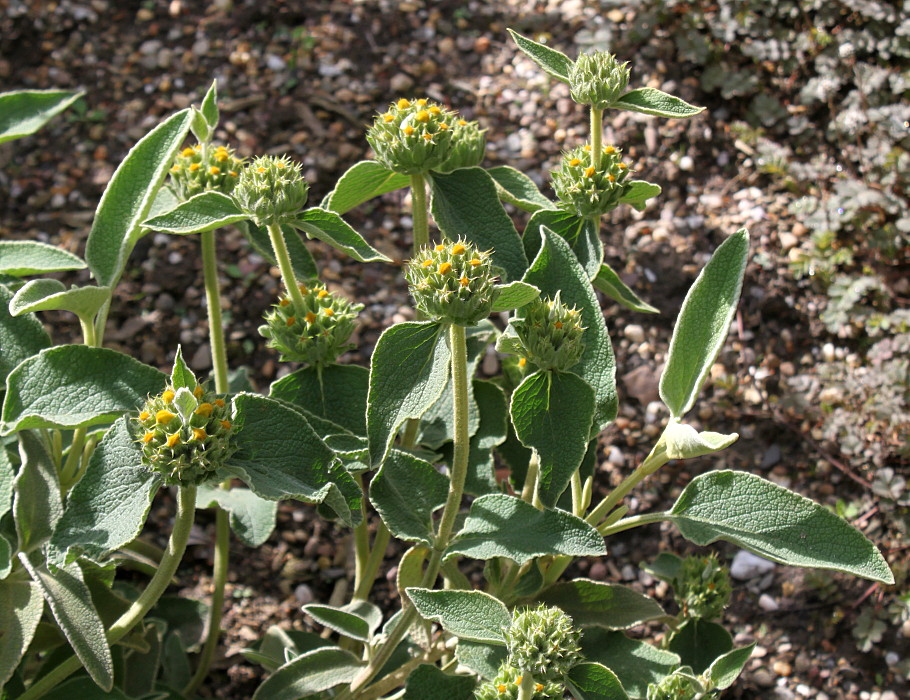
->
[451,243,466,255]
[195,403,213,418]
[166,433,180,448]
[156,409,176,425]
[162,390,175,403]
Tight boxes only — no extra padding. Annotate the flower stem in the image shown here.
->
[410,173,429,250]
[19,486,197,700]
[266,222,305,308]
[586,440,668,528]
[353,521,391,601]
[598,511,668,537]
[200,229,230,394]
[590,107,603,170]
[518,673,536,700]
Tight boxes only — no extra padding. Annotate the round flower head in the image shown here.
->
[568,51,631,109]
[233,155,309,226]
[436,117,486,173]
[366,97,459,175]
[673,553,732,620]
[259,282,363,365]
[135,383,234,486]
[511,293,586,372]
[505,605,583,683]
[551,143,633,218]
[405,239,497,326]
[646,670,704,700]
[168,142,244,200]
[474,664,563,700]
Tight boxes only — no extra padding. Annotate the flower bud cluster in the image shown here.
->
[233,155,309,226]
[436,117,487,172]
[135,384,234,486]
[404,239,497,326]
[568,51,631,109]
[169,143,244,200]
[551,143,633,218]
[647,671,705,700]
[366,97,461,175]
[504,605,583,683]
[674,553,732,620]
[512,293,586,372]
[474,664,563,700]
[259,282,362,365]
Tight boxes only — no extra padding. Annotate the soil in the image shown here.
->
[1,1,907,699]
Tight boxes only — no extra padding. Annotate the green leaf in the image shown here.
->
[294,207,391,263]
[143,191,247,234]
[302,601,382,643]
[200,80,219,127]
[252,647,363,700]
[40,677,130,700]
[49,418,160,565]
[446,494,605,564]
[455,640,507,680]
[20,553,114,690]
[666,618,733,674]
[537,579,664,630]
[270,364,368,436]
[241,220,318,281]
[0,241,86,277]
[150,596,209,652]
[640,552,683,584]
[161,632,191,689]
[488,165,555,213]
[407,588,511,644]
[613,88,704,119]
[581,629,680,699]
[190,108,212,144]
[510,370,596,507]
[9,279,110,321]
[369,450,447,545]
[367,321,450,467]
[707,642,755,690]
[85,109,193,287]
[0,89,84,144]
[567,662,630,700]
[227,394,361,526]
[593,263,658,314]
[14,430,63,554]
[523,227,617,434]
[122,620,163,697]
[491,281,540,312]
[525,209,603,281]
[660,229,749,419]
[169,346,197,391]
[197,485,277,548]
[0,580,43,688]
[663,421,738,460]
[0,443,13,518]
[506,29,573,83]
[2,345,166,434]
[320,160,410,215]
[465,379,508,496]
[0,284,51,382]
[669,470,894,584]
[241,625,331,672]
[429,168,528,282]
[618,181,662,212]
[403,664,476,699]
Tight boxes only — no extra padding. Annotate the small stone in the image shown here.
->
[679,155,695,171]
[589,561,607,580]
[796,685,812,698]
[606,446,624,466]
[623,324,645,343]
[773,660,792,677]
[390,72,415,92]
[758,593,779,612]
[779,232,799,251]
[885,652,900,667]
[438,37,456,54]
[730,550,776,580]
[780,361,796,376]
[294,584,314,604]
[753,669,774,688]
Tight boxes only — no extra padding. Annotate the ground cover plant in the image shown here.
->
[0,17,902,700]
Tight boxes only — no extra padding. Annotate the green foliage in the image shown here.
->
[0,240,86,277]
[0,89,83,144]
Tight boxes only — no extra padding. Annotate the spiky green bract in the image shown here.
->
[673,553,732,620]
[405,239,497,326]
[233,155,309,226]
[168,142,244,200]
[646,671,708,700]
[259,282,363,365]
[437,118,487,172]
[134,385,234,486]
[511,292,585,371]
[366,97,459,175]
[474,664,563,700]
[551,144,633,218]
[568,52,630,109]
[505,605,583,683]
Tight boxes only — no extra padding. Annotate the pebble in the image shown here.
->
[779,232,799,251]
[589,561,607,580]
[678,155,694,171]
[753,669,774,688]
[390,72,414,92]
[730,550,776,580]
[773,660,792,677]
[294,584,314,604]
[758,593,779,612]
[606,445,624,466]
[624,324,645,343]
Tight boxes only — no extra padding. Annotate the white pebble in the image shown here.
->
[730,550,776,580]
[624,324,645,343]
[679,155,694,171]
[758,594,779,612]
